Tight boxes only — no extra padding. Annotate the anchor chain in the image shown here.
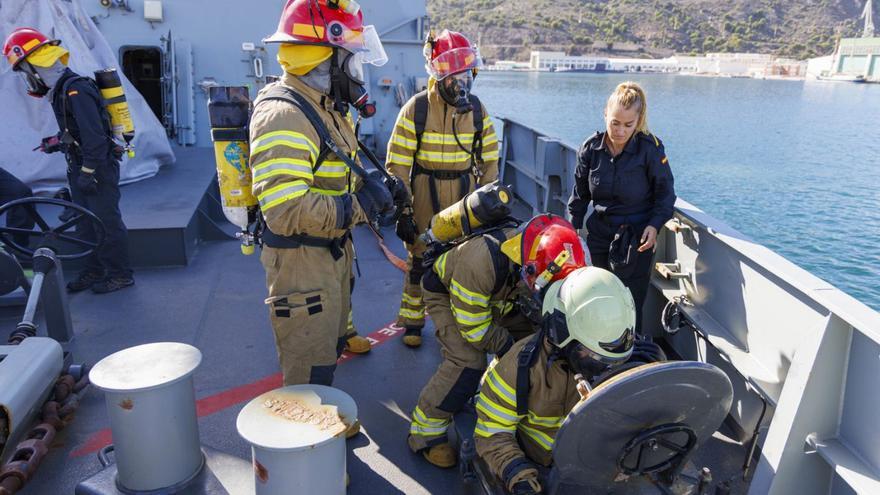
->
[0,369,90,495]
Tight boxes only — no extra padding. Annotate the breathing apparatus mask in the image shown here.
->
[438,70,475,114]
[18,61,51,98]
[330,48,375,118]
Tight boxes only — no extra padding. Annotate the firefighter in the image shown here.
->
[408,215,587,468]
[254,0,393,388]
[474,267,637,494]
[386,29,500,348]
[3,28,134,293]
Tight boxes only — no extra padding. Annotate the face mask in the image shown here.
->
[563,342,612,377]
[438,71,474,113]
[330,49,376,118]
[18,62,51,98]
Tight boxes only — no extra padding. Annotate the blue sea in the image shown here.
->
[474,72,880,311]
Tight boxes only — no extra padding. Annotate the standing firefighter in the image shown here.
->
[3,28,134,293]
[387,30,500,347]
[254,0,393,389]
[408,215,587,468]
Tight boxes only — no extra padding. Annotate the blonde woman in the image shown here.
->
[568,82,676,332]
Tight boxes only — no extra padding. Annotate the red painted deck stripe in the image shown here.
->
[71,322,403,458]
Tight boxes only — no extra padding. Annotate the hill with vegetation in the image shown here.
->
[427,0,873,60]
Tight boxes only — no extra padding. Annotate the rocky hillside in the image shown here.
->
[427,0,873,60]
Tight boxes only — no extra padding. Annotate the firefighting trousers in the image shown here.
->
[408,288,525,451]
[261,241,352,386]
[397,247,427,329]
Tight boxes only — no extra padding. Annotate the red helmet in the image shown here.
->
[500,214,589,292]
[3,27,60,70]
[264,0,386,65]
[425,29,482,80]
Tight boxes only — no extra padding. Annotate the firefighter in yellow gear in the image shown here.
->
[409,215,587,469]
[254,0,392,386]
[387,29,499,347]
[475,267,637,494]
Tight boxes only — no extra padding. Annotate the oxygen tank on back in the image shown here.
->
[208,86,258,255]
[93,68,136,157]
[422,181,513,244]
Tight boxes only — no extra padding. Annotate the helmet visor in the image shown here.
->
[564,331,633,377]
[427,46,482,80]
[329,23,387,67]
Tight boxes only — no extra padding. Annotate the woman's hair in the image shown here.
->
[606,81,649,134]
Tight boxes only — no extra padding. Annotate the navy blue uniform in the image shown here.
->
[50,68,132,280]
[568,131,675,331]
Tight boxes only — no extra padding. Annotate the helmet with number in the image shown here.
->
[500,214,588,292]
[542,266,636,376]
[264,0,386,65]
[3,27,68,70]
[424,29,482,80]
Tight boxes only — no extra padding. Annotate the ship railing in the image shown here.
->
[497,116,880,495]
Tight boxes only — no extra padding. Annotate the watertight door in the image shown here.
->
[160,33,196,145]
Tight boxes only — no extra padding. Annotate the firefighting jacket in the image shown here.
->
[249,73,366,239]
[475,337,580,477]
[421,227,529,353]
[386,80,499,222]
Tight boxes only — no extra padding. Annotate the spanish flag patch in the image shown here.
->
[661,156,668,165]
[67,90,79,96]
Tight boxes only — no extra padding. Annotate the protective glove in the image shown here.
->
[335,194,353,229]
[355,175,393,223]
[76,170,98,196]
[384,174,410,206]
[630,336,667,364]
[503,459,542,495]
[570,214,585,230]
[395,211,418,244]
[34,135,63,154]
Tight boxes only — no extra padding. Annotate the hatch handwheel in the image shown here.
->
[0,197,105,260]
[617,423,698,481]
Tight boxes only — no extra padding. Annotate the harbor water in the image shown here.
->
[475,71,880,311]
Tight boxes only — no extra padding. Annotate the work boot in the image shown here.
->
[402,327,422,348]
[408,435,456,468]
[91,276,135,294]
[66,271,104,292]
[344,334,371,354]
[345,420,361,439]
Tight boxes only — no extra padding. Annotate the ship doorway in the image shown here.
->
[119,46,164,125]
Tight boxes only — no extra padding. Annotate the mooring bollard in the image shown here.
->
[237,384,357,495]
[89,342,203,492]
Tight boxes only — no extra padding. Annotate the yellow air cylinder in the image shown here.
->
[424,181,512,244]
[94,69,136,157]
[208,86,257,254]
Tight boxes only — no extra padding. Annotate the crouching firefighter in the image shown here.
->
[386,29,500,347]
[409,214,587,468]
[473,266,646,494]
[3,28,134,293]
[254,0,400,391]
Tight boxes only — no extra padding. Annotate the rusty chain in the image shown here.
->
[0,370,90,495]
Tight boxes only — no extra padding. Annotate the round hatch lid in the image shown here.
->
[237,384,357,452]
[89,342,202,393]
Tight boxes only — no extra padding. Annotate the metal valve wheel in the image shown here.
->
[0,197,105,260]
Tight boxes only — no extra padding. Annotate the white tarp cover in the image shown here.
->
[0,0,174,193]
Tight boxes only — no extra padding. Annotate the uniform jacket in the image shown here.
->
[50,68,116,175]
[385,80,500,230]
[249,73,366,239]
[568,131,676,231]
[475,337,580,478]
[422,227,530,353]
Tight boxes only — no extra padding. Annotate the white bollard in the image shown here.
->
[89,342,203,492]
[237,385,357,495]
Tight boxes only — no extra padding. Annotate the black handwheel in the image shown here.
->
[617,423,697,477]
[0,197,105,260]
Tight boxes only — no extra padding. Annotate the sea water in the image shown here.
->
[475,72,880,311]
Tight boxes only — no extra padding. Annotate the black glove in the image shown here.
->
[76,171,98,196]
[355,175,393,222]
[335,194,353,229]
[384,174,410,205]
[395,211,418,244]
[630,336,667,364]
[570,214,585,230]
[34,135,63,154]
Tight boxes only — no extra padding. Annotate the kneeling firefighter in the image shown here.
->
[253,0,400,390]
[386,29,500,348]
[3,28,134,293]
[409,214,587,468]
[474,267,637,495]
